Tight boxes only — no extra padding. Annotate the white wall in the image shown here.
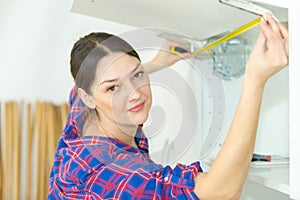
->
[0,0,137,103]
[0,1,140,199]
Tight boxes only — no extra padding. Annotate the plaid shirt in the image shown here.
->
[48,87,202,199]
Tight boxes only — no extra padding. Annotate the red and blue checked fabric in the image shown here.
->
[48,86,202,199]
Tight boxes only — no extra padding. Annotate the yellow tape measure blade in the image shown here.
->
[192,17,261,56]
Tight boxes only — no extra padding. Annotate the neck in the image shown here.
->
[97,115,138,148]
[81,111,138,148]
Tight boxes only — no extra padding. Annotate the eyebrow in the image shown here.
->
[99,64,142,85]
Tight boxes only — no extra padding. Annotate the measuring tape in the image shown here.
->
[171,17,261,55]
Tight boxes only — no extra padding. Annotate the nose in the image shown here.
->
[128,82,141,102]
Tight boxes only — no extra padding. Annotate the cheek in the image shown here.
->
[141,84,152,104]
[144,77,152,98]
[94,91,113,113]
[96,96,124,122]
[111,96,126,111]
[96,101,110,114]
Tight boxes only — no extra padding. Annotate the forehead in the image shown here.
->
[96,52,141,81]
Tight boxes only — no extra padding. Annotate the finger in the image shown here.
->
[278,23,288,39]
[163,40,191,53]
[260,16,278,48]
[160,40,173,51]
[278,23,289,55]
[266,13,281,36]
[180,52,194,59]
[253,29,267,53]
[254,18,268,51]
[260,16,269,34]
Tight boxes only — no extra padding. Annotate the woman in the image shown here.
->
[48,14,288,199]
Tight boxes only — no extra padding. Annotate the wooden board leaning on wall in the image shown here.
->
[0,101,68,200]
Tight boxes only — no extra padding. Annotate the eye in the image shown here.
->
[108,85,119,92]
[133,71,144,79]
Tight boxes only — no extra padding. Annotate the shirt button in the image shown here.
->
[164,176,169,182]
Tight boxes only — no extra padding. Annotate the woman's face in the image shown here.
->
[91,52,152,130]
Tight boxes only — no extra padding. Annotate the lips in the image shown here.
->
[128,102,145,112]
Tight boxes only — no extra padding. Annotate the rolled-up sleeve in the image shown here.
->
[86,161,202,200]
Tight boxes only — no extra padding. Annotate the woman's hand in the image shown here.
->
[153,40,193,66]
[144,40,193,73]
[245,13,289,86]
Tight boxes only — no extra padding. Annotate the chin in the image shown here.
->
[129,111,149,126]
[132,114,149,125]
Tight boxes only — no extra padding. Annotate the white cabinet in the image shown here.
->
[288,1,300,199]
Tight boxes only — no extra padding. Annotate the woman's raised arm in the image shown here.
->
[193,13,289,200]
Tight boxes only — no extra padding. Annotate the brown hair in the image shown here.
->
[70,32,140,94]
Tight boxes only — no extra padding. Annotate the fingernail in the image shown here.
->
[267,13,272,20]
[261,17,267,25]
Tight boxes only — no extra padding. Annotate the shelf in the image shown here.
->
[248,165,289,195]
[203,159,289,195]
[71,0,267,40]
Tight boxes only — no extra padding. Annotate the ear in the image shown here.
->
[77,88,96,109]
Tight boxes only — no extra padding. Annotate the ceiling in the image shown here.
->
[71,0,288,41]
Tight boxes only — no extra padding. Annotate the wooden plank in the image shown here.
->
[0,102,3,199]
[45,103,56,198]
[4,102,12,200]
[25,103,33,200]
[35,101,42,200]
[47,103,56,169]
[14,101,22,200]
[12,102,18,200]
[39,102,47,200]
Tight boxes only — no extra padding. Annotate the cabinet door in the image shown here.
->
[253,1,300,199]
[288,1,300,199]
